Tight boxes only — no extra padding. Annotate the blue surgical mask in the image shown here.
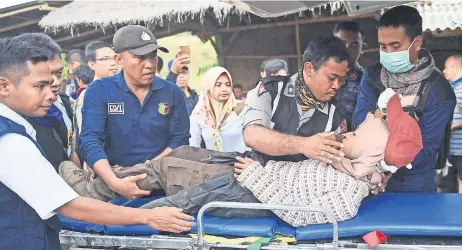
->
[380,39,416,74]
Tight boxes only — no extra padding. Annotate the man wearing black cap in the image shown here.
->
[78,25,190,199]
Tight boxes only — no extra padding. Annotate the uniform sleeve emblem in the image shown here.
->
[257,83,268,97]
[158,102,170,116]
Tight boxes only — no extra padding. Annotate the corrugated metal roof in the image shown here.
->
[414,0,462,31]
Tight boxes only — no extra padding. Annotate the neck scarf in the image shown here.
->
[35,104,63,126]
[380,49,436,96]
[192,66,240,151]
[295,68,324,112]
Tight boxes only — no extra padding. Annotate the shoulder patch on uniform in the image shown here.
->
[158,102,170,116]
[257,84,268,97]
[287,84,294,95]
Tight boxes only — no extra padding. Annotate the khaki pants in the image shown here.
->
[59,146,235,201]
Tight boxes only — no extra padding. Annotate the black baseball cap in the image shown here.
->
[113,25,168,55]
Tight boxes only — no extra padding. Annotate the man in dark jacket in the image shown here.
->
[332,21,365,130]
[353,6,456,193]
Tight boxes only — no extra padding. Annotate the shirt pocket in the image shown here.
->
[166,166,207,195]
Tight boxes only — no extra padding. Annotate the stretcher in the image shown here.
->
[59,193,462,250]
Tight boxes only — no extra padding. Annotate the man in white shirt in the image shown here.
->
[11,33,76,170]
[0,35,193,250]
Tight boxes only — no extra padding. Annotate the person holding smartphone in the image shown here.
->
[78,25,190,200]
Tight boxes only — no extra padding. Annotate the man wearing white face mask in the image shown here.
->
[353,5,456,193]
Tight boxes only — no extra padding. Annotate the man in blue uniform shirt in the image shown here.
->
[353,6,456,193]
[80,25,190,199]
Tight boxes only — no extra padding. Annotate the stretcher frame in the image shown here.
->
[59,201,462,250]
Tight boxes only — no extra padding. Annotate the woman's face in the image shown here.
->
[212,73,232,102]
[341,114,388,160]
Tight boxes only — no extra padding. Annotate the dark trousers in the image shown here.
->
[436,155,462,193]
[141,173,274,218]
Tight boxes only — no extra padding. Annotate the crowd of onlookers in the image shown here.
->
[34,16,462,194]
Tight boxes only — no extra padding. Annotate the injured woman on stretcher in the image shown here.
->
[60,93,422,227]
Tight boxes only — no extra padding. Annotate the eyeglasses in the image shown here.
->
[95,57,115,62]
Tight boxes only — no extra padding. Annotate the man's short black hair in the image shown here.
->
[302,36,349,71]
[379,5,422,40]
[157,56,164,72]
[65,49,85,63]
[74,65,95,85]
[333,21,364,37]
[233,83,243,90]
[10,33,61,60]
[0,38,11,49]
[264,59,288,76]
[85,41,111,61]
[0,35,52,85]
[0,38,12,72]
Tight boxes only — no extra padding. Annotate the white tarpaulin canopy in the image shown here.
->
[225,0,413,17]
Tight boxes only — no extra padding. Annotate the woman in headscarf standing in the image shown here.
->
[190,67,247,152]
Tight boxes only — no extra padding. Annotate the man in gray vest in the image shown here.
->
[244,36,348,165]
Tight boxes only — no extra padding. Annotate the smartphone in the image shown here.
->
[180,46,190,56]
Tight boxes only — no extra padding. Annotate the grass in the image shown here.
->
[157,32,218,92]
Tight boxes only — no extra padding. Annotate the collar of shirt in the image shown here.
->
[54,94,73,135]
[285,75,329,117]
[53,94,63,108]
[451,77,462,88]
[0,102,36,140]
[113,70,165,93]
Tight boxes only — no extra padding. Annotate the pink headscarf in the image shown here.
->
[192,66,239,129]
[192,67,240,151]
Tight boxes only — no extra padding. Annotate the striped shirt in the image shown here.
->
[450,77,462,155]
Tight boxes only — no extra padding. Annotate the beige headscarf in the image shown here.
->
[332,114,389,188]
[192,66,239,151]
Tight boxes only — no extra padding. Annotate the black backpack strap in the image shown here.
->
[414,81,432,118]
[367,63,385,99]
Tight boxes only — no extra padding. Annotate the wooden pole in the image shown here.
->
[295,16,301,68]
[223,30,241,55]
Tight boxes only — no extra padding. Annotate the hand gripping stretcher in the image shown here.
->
[59,193,462,250]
